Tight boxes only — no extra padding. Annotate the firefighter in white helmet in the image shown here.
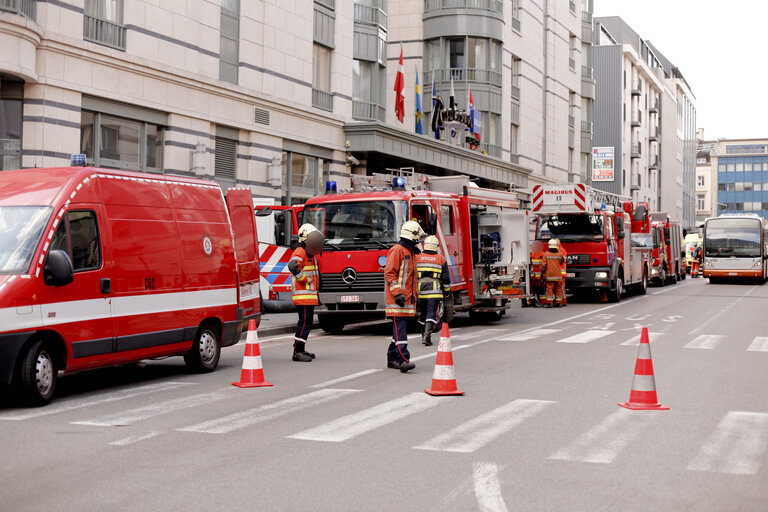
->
[384,220,425,372]
[287,223,324,361]
[540,238,566,307]
[415,235,451,346]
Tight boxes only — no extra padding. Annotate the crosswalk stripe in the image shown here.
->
[497,328,561,342]
[414,399,556,453]
[452,328,503,341]
[747,337,768,352]
[549,409,656,464]
[109,431,162,446]
[72,392,225,427]
[288,392,450,443]
[0,381,194,421]
[309,369,381,389]
[178,388,360,434]
[687,412,768,475]
[621,332,662,346]
[556,330,615,344]
[473,462,509,512]
[684,334,724,350]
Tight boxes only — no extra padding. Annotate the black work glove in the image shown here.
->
[394,294,406,307]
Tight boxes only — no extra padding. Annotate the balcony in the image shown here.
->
[424,0,503,14]
[510,84,520,100]
[354,1,387,28]
[649,157,659,169]
[581,120,593,134]
[511,100,520,125]
[315,0,335,8]
[582,10,593,23]
[649,101,659,113]
[649,128,658,141]
[581,65,593,80]
[631,111,641,127]
[581,133,592,153]
[631,143,641,158]
[312,88,334,111]
[426,67,503,87]
[569,57,575,71]
[352,101,383,122]
[568,115,575,128]
[84,15,126,50]
[582,22,593,42]
[631,82,641,96]
[568,128,575,149]
[0,0,35,19]
[480,143,502,158]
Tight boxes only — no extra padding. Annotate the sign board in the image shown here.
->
[592,146,614,182]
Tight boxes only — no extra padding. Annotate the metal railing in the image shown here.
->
[481,143,502,158]
[424,0,503,14]
[511,15,520,32]
[510,84,520,100]
[569,57,575,70]
[0,139,21,171]
[582,23,592,42]
[568,115,575,128]
[568,128,575,148]
[315,0,335,9]
[631,143,641,157]
[312,88,334,111]
[0,0,36,20]
[426,67,503,87]
[84,15,126,50]
[352,101,378,121]
[511,100,520,125]
[581,120,593,134]
[581,65,593,79]
[354,2,387,28]
[582,10,592,23]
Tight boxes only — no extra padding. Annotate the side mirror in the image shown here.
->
[44,250,74,287]
[427,211,438,236]
[616,217,625,239]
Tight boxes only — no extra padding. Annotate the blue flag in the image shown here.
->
[415,70,423,134]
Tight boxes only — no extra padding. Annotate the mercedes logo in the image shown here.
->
[341,267,357,285]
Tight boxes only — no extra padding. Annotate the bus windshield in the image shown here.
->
[0,206,52,274]
[302,200,408,249]
[536,213,604,242]
[704,218,762,257]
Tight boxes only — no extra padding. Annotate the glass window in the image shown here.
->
[744,182,753,191]
[448,39,464,69]
[490,41,501,72]
[80,110,164,172]
[353,59,374,103]
[0,78,23,171]
[736,163,744,172]
[745,162,753,172]
[697,175,705,187]
[313,44,331,91]
[145,124,162,169]
[219,0,240,83]
[67,210,101,271]
[755,183,762,191]
[467,38,487,69]
[696,195,705,210]
[727,183,735,191]
[441,204,454,235]
[425,40,440,72]
[302,200,407,248]
[727,163,734,172]
[85,0,122,23]
[718,163,725,172]
[718,183,726,191]
[100,114,140,163]
[0,206,52,274]
[735,182,744,192]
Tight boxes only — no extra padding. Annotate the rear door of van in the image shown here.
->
[226,189,261,325]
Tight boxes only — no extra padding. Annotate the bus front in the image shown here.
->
[703,216,767,280]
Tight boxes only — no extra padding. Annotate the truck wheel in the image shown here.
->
[19,339,58,406]
[318,314,346,334]
[184,324,221,373]
[668,267,677,285]
[609,276,623,302]
[634,270,648,295]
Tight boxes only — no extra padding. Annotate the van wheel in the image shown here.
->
[19,339,58,406]
[318,314,346,334]
[184,324,221,373]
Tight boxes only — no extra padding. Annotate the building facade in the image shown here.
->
[695,130,719,226]
[712,138,768,220]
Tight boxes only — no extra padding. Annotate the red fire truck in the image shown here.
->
[254,203,303,312]
[302,174,530,333]
[532,184,652,301]
[649,212,685,285]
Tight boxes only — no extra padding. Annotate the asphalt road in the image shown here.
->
[1,277,767,511]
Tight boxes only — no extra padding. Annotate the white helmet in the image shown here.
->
[423,235,439,252]
[298,223,319,243]
[548,239,559,249]
[400,220,426,242]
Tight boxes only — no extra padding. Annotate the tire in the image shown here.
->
[184,324,221,373]
[635,270,648,295]
[608,275,623,302]
[668,266,677,285]
[19,339,58,406]
[318,314,346,335]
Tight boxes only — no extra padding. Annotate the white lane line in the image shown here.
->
[747,337,768,352]
[0,381,194,421]
[72,392,225,427]
[497,328,562,342]
[549,409,656,464]
[288,392,450,443]
[652,279,695,294]
[621,332,662,346]
[179,388,360,434]
[684,334,725,350]
[687,412,768,475]
[556,330,616,344]
[474,462,509,512]
[309,369,381,389]
[109,431,162,446]
[688,285,757,335]
[414,399,556,453]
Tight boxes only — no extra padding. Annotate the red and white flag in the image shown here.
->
[394,46,405,123]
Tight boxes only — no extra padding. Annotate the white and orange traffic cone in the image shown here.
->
[425,324,464,396]
[618,327,668,410]
[232,320,273,388]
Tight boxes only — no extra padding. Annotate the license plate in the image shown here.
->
[566,272,575,278]
[339,295,360,303]
[728,272,737,276]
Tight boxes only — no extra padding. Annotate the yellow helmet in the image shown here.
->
[298,223,319,243]
[423,235,439,252]
[548,239,559,249]
[400,220,426,242]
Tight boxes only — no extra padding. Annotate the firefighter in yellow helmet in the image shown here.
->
[287,223,324,361]
[540,238,566,307]
[415,235,452,346]
[384,220,425,372]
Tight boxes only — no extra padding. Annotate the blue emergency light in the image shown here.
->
[325,181,337,194]
[71,154,87,166]
[601,203,607,210]
[393,177,406,189]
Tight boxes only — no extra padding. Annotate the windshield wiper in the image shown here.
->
[323,242,340,251]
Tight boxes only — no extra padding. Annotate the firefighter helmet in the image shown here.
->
[423,235,439,252]
[298,223,319,243]
[400,220,426,242]
[548,239,559,249]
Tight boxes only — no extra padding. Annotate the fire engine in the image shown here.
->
[532,183,652,301]
[649,213,685,285]
[302,173,530,333]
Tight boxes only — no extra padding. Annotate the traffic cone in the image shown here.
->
[618,327,668,410]
[232,320,273,388]
[425,324,464,396]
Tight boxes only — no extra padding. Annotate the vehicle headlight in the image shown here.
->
[595,271,608,279]
[704,260,712,267]
[753,259,762,268]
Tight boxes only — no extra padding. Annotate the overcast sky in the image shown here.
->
[594,0,765,141]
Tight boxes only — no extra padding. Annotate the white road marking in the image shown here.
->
[549,409,656,464]
[288,392,449,443]
[452,328,503,341]
[687,412,768,475]
[109,431,162,446]
[497,328,561,342]
[179,388,360,434]
[662,315,683,323]
[621,332,662,346]
[0,382,194,421]
[684,334,724,350]
[556,330,616,344]
[309,369,381,389]
[747,337,768,352]
[474,462,509,512]
[414,399,556,453]
[72,392,225,427]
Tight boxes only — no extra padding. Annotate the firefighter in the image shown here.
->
[691,242,702,277]
[385,220,425,372]
[287,223,324,362]
[528,240,544,307]
[555,238,568,306]
[541,239,566,307]
[416,235,451,346]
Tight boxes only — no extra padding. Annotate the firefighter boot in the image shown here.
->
[399,360,416,373]
[422,322,434,346]
[292,341,313,362]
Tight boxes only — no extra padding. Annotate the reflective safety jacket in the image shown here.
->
[530,251,542,280]
[384,241,417,317]
[559,245,568,279]
[415,251,451,300]
[541,249,566,281]
[289,246,319,305]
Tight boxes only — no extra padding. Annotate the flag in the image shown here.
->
[415,68,423,134]
[431,74,441,139]
[468,87,481,150]
[447,79,461,145]
[394,46,405,123]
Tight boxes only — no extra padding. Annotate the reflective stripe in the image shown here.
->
[417,263,442,271]
[386,305,416,315]
[419,292,444,299]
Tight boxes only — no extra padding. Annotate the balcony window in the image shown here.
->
[84,0,126,51]
[312,44,333,111]
[80,109,164,173]
[0,77,22,171]
[353,59,381,121]
[0,0,36,20]
[467,38,487,70]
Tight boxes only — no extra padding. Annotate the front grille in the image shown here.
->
[320,272,385,292]
[566,254,591,265]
